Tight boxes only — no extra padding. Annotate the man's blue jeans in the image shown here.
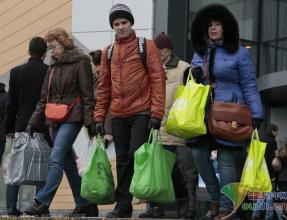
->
[191,135,237,211]
[36,122,90,208]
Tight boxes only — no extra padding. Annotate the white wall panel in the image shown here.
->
[72,0,153,50]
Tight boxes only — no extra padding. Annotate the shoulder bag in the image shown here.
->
[206,49,253,142]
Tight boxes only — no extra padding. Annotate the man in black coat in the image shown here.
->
[4,37,50,216]
[0,83,7,164]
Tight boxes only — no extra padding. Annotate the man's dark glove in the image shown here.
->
[191,66,203,83]
[26,125,35,136]
[148,117,161,130]
[86,125,94,139]
[252,118,262,129]
[94,122,105,136]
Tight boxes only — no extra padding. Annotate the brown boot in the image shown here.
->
[204,202,219,219]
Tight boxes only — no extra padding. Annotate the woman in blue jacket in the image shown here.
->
[189,4,263,220]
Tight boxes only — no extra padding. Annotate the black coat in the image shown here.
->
[262,133,278,179]
[0,83,7,141]
[5,57,49,137]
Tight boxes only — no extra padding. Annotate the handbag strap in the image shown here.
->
[46,68,55,103]
[204,48,216,101]
[46,68,80,107]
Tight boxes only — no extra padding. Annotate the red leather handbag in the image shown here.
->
[44,68,71,122]
[45,103,70,122]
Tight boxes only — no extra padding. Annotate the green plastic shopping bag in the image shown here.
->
[81,135,115,204]
[240,129,272,192]
[130,130,176,203]
[165,68,210,138]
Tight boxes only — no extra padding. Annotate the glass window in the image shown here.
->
[260,0,287,74]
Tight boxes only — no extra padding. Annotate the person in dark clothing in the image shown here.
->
[252,124,279,220]
[89,49,112,148]
[4,37,51,217]
[275,137,287,219]
[139,32,197,219]
[0,83,7,164]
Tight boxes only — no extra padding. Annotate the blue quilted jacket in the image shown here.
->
[191,45,263,147]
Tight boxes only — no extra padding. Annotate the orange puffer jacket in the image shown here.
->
[94,31,165,122]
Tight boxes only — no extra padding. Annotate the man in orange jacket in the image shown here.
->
[94,3,166,218]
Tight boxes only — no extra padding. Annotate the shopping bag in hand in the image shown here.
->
[3,132,51,185]
[240,129,272,192]
[75,139,95,177]
[81,135,115,204]
[130,129,176,203]
[165,68,210,138]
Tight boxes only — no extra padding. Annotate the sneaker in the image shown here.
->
[24,200,49,217]
[204,202,219,219]
[138,206,165,218]
[213,211,235,220]
[106,208,132,218]
[70,204,98,217]
[7,207,22,216]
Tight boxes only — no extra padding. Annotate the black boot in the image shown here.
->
[177,197,189,218]
[24,200,49,217]
[187,182,197,219]
[7,207,22,216]
[138,206,165,218]
[69,204,98,217]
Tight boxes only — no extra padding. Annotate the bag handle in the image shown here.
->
[147,129,160,144]
[251,129,260,141]
[96,135,105,150]
[186,68,195,84]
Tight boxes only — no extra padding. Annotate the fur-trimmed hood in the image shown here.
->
[191,4,239,55]
[50,47,90,65]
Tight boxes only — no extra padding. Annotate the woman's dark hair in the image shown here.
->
[29,37,47,58]
[89,50,102,66]
[191,4,239,55]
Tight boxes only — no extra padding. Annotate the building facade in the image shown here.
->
[0,0,286,212]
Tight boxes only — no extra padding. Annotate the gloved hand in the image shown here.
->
[104,134,113,149]
[191,66,203,83]
[26,125,35,136]
[94,122,105,136]
[86,125,94,140]
[252,118,262,129]
[148,117,161,130]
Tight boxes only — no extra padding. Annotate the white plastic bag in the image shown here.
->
[75,139,95,177]
[3,132,51,185]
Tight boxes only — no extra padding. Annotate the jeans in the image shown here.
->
[252,183,276,220]
[6,183,45,209]
[191,135,237,211]
[36,122,90,207]
[111,115,150,213]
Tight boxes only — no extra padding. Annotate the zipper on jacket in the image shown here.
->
[119,45,125,109]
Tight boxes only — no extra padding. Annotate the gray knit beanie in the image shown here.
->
[109,3,134,28]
